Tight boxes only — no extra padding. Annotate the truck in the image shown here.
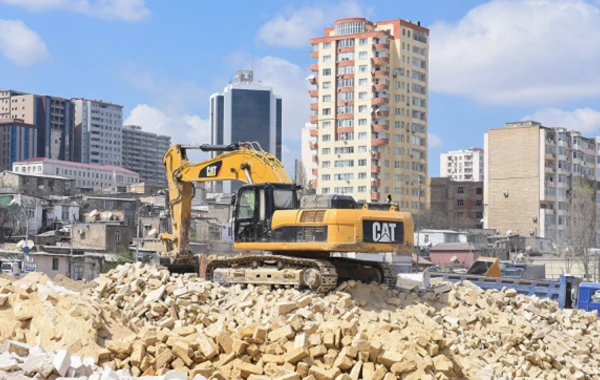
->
[423,267,600,312]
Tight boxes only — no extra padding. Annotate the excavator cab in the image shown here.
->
[233,183,299,243]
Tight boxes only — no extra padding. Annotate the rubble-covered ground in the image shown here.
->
[0,262,599,380]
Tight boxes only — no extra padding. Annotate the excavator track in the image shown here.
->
[204,254,397,293]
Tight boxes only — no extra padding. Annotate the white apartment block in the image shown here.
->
[309,18,429,208]
[300,122,318,186]
[440,148,484,182]
[13,158,138,192]
[72,98,123,166]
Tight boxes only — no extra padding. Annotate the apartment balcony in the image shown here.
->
[337,60,355,67]
[310,103,318,110]
[336,126,354,133]
[371,57,390,65]
[310,143,318,150]
[371,138,389,146]
[371,165,380,173]
[311,181,318,189]
[312,168,318,176]
[309,76,319,85]
[337,113,354,120]
[371,97,389,106]
[372,124,389,132]
[545,166,556,173]
[312,155,318,162]
[339,87,354,93]
[310,115,318,123]
[373,71,388,78]
[372,83,389,91]
[371,152,380,159]
[371,178,381,187]
[371,110,389,117]
[337,100,354,107]
[372,43,390,51]
[310,50,319,58]
[341,73,354,79]
[310,63,319,71]
[309,129,318,137]
[339,46,355,53]
[371,192,380,201]
[309,89,318,97]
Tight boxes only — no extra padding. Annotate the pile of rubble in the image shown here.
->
[1,262,600,380]
[83,263,600,380]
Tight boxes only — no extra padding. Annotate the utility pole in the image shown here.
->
[70,210,75,279]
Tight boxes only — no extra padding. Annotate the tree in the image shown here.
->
[0,204,25,242]
[566,176,596,280]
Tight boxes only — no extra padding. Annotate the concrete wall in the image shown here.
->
[0,171,76,196]
[72,223,135,252]
[30,255,70,278]
[485,126,541,236]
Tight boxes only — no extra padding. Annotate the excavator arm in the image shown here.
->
[160,142,292,264]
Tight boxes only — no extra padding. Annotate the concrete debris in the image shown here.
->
[0,262,599,380]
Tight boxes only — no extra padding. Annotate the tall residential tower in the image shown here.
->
[308,18,429,209]
[122,125,171,186]
[72,98,123,166]
[440,148,484,182]
[209,69,283,193]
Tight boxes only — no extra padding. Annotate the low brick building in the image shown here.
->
[427,177,484,229]
[71,223,134,253]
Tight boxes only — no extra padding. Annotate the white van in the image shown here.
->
[1,261,22,277]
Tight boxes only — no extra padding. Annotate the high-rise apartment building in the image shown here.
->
[299,122,318,187]
[72,98,123,166]
[209,69,283,193]
[122,125,171,186]
[309,18,429,208]
[0,90,75,161]
[440,148,484,181]
[0,118,38,171]
[484,121,600,245]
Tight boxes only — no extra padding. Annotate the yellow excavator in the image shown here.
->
[159,142,415,292]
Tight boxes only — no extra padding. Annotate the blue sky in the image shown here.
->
[1,0,600,177]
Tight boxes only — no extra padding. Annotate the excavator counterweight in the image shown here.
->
[159,142,415,292]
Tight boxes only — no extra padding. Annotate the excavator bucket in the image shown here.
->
[466,256,502,277]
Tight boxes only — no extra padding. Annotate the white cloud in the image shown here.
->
[523,108,600,134]
[0,19,49,66]
[430,0,600,105]
[0,0,150,21]
[124,104,170,134]
[429,133,443,148]
[256,0,373,47]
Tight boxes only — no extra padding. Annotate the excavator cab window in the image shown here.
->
[234,184,299,242]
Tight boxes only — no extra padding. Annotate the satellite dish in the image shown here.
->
[7,199,16,206]
[450,255,458,263]
[147,228,157,237]
[25,240,34,249]
[517,253,524,261]
[506,230,512,235]
[17,240,34,250]
[16,240,25,248]
[101,211,111,220]
[89,210,98,218]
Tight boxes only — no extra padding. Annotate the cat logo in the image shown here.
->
[206,165,217,177]
[363,220,403,244]
[372,222,396,243]
[199,160,223,178]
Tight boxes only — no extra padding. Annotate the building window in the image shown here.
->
[476,200,482,206]
[457,199,464,207]
[52,258,59,271]
[358,51,368,59]
[115,231,121,243]
[476,187,483,195]
[458,187,464,194]
[457,211,464,217]
[359,38,368,45]
[358,78,368,85]
[323,55,331,62]
[323,82,331,89]
[322,68,331,76]
[322,95,331,102]
[476,212,483,219]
